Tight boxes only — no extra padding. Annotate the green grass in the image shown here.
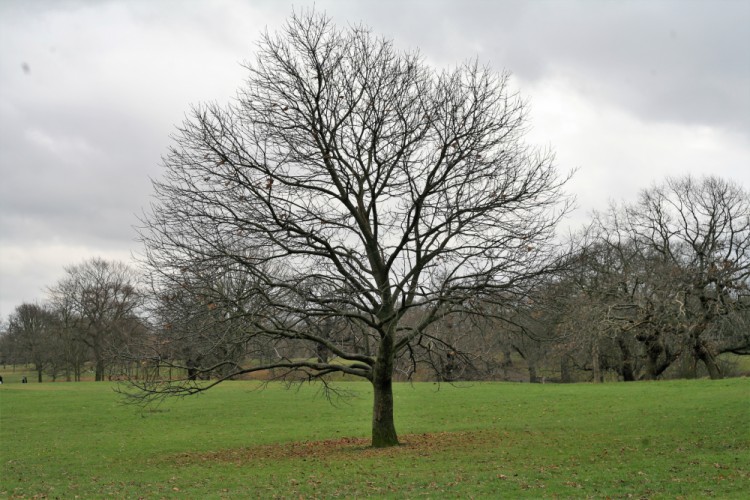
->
[1,379,748,498]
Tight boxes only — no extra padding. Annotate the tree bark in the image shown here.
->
[528,361,540,383]
[695,340,723,380]
[560,356,572,383]
[371,334,398,448]
[591,341,601,383]
[640,333,670,380]
[95,358,105,382]
[617,336,636,381]
[501,348,513,380]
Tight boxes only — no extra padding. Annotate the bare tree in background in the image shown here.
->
[590,176,750,379]
[133,11,572,447]
[55,303,91,382]
[132,264,273,382]
[5,303,59,382]
[49,258,142,381]
[553,236,660,381]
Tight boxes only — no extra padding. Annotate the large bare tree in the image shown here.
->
[134,11,571,447]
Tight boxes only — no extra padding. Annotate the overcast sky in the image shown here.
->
[1,0,748,320]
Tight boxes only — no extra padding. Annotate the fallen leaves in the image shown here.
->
[166,430,501,466]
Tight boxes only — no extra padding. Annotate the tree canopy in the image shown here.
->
[132,10,572,447]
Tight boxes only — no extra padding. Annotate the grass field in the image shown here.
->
[1,378,748,498]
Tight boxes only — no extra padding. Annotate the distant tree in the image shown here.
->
[0,321,17,368]
[581,176,750,379]
[6,303,59,382]
[49,258,142,381]
[552,236,658,381]
[132,11,572,447]
[133,266,270,382]
[54,305,90,381]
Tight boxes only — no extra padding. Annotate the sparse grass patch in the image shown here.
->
[1,379,748,498]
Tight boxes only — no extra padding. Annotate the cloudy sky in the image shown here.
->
[1,0,748,320]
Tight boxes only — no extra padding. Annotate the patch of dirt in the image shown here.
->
[166,430,499,465]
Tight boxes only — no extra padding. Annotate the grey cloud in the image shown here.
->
[1,0,748,318]
[321,0,749,136]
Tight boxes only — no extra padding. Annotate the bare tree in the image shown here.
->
[132,265,272,382]
[6,303,59,382]
[54,305,90,382]
[133,11,572,447]
[49,258,142,381]
[587,176,750,379]
[552,235,666,381]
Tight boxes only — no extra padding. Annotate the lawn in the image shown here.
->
[1,378,748,498]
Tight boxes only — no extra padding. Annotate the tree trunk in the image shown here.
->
[528,361,539,383]
[316,343,329,364]
[500,348,513,380]
[695,340,723,380]
[560,356,572,383]
[186,359,198,381]
[616,335,636,381]
[641,334,665,380]
[501,347,513,367]
[95,358,105,382]
[371,333,398,448]
[591,341,601,383]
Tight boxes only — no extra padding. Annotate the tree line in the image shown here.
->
[2,174,747,386]
[0,259,147,382]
